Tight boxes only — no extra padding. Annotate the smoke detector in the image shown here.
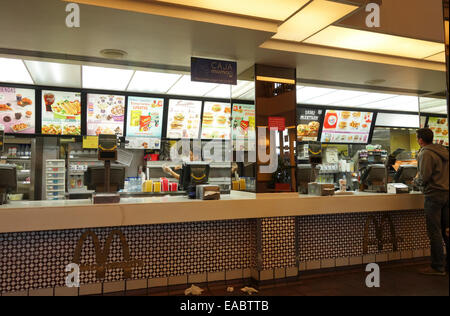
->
[100,49,128,59]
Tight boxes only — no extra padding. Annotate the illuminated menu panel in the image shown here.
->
[321,110,373,144]
[297,107,323,142]
[87,94,125,136]
[428,117,448,146]
[126,96,164,138]
[166,99,202,139]
[0,86,35,134]
[42,90,81,135]
[201,102,232,139]
[231,103,255,140]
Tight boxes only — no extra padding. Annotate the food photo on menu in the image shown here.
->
[231,103,256,140]
[166,99,202,139]
[428,117,449,146]
[87,94,125,136]
[201,102,232,139]
[0,87,35,134]
[296,108,323,142]
[320,110,373,144]
[42,90,81,135]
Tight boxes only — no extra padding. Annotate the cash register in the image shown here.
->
[0,164,17,205]
[361,164,387,193]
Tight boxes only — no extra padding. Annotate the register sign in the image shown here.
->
[191,57,237,85]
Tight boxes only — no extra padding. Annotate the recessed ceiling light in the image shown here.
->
[0,57,34,84]
[304,25,445,60]
[82,65,134,90]
[155,0,310,21]
[273,0,359,42]
[128,71,182,94]
[24,60,81,87]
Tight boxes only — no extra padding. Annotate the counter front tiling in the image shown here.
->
[0,191,430,296]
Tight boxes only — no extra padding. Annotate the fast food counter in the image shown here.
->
[0,190,430,296]
[0,191,424,234]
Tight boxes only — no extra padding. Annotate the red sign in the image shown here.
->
[268,117,286,131]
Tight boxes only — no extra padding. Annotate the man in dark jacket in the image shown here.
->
[414,128,449,276]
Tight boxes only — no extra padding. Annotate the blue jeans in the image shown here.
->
[424,193,449,272]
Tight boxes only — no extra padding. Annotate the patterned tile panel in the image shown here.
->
[297,210,429,262]
[0,220,257,294]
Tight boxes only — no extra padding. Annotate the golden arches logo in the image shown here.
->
[363,215,403,255]
[72,230,143,280]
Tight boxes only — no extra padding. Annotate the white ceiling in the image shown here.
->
[0,0,447,96]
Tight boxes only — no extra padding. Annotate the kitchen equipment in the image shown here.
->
[308,183,335,196]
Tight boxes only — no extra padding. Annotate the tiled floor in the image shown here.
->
[101,259,449,296]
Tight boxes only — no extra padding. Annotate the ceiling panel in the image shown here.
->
[154,0,309,21]
[167,75,218,96]
[273,0,358,42]
[304,25,445,60]
[82,65,134,91]
[25,60,81,88]
[127,71,182,94]
[0,57,33,85]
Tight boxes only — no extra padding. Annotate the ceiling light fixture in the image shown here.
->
[0,57,34,85]
[304,25,445,60]
[273,0,359,42]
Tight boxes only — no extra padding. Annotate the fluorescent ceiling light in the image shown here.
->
[297,86,337,102]
[273,0,359,42]
[363,95,419,112]
[238,88,255,101]
[127,71,182,94]
[232,80,254,99]
[204,84,232,99]
[167,75,218,96]
[82,65,134,91]
[256,76,295,84]
[155,0,310,21]
[0,57,34,84]
[306,89,368,106]
[24,60,81,88]
[424,52,446,63]
[334,92,397,107]
[304,26,445,60]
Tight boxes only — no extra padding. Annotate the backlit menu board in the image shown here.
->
[166,99,202,139]
[428,117,448,146]
[0,87,35,134]
[126,96,164,138]
[42,90,81,135]
[201,102,231,139]
[231,103,256,140]
[297,107,323,142]
[320,110,373,144]
[87,94,125,136]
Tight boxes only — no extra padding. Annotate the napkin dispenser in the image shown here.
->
[387,183,409,194]
[308,183,335,196]
[196,185,221,200]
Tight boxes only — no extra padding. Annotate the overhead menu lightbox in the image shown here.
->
[375,113,420,129]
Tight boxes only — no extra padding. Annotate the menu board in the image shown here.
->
[87,94,125,136]
[321,110,373,144]
[166,99,202,139]
[428,117,449,146]
[126,96,164,138]
[297,107,323,142]
[231,103,256,140]
[42,90,81,135]
[201,102,232,139]
[0,87,35,134]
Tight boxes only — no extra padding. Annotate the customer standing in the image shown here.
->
[414,128,449,276]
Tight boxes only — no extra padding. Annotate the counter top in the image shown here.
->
[0,191,425,233]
